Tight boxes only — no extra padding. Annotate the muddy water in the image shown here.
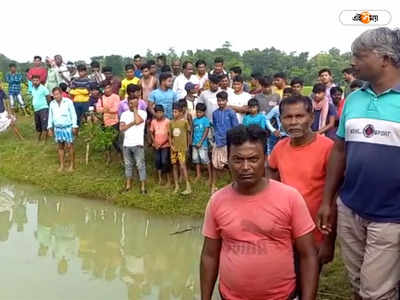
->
[0,180,218,300]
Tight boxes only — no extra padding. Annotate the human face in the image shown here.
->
[332,91,342,106]
[230,71,238,80]
[217,98,227,109]
[79,69,88,78]
[53,89,62,101]
[262,85,272,94]
[291,83,303,95]
[232,81,243,93]
[250,77,258,87]
[163,77,173,89]
[280,102,313,140]
[196,110,205,119]
[142,68,150,78]
[314,92,325,102]
[248,105,258,115]
[10,66,16,73]
[150,65,157,76]
[91,66,100,73]
[273,77,285,89]
[126,69,134,79]
[155,110,164,120]
[319,72,332,85]
[91,89,100,98]
[172,61,181,75]
[134,57,142,68]
[343,72,353,83]
[156,58,165,68]
[229,141,265,188]
[104,85,113,96]
[219,77,229,89]
[173,109,181,120]
[197,63,206,75]
[34,58,42,67]
[351,50,383,82]
[183,63,194,78]
[128,98,138,111]
[210,81,219,92]
[103,71,112,80]
[283,92,292,99]
[54,55,63,66]
[32,77,40,87]
[214,62,224,74]
[134,89,141,99]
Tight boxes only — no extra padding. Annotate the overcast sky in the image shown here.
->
[3,0,399,63]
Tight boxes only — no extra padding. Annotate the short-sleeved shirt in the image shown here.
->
[169,119,190,152]
[5,73,24,95]
[149,88,178,120]
[202,180,315,300]
[150,118,170,148]
[0,90,6,113]
[227,91,252,123]
[31,85,50,112]
[213,108,239,147]
[120,110,147,147]
[243,113,266,130]
[254,92,281,114]
[269,134,333,245]
[120,77,141,98]
[198,89,220,122]
[336,83,400,222]
[28,67,47,84]
[192,116,211,147]
[311,103,337,139]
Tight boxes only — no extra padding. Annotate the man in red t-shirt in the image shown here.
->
[27,56,48,85]
[268,95,336,268]
[200,124,319,300]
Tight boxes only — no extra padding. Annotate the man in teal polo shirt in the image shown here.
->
[318,27,400,300]
[31,75,51,142]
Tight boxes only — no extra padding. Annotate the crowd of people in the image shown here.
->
[1,26,400,300]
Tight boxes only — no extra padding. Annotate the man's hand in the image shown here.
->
[196,143,201,149]
[317,203,332,235]
[73,128,78,136]
[48,129,54,137]
[273,130,281,138]
[318,238,335,265]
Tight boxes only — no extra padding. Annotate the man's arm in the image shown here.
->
[229,105,248,114]
[197,127,210,147]
[294,233,319,300]
[317,139,346,233]
[200,237,222,300]
[317,115,335,135]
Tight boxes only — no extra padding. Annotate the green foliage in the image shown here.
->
[80,122,118,152]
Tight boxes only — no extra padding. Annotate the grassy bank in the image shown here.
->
[0,115,351,299]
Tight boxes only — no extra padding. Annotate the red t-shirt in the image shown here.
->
[150,118,170,148]
[28,67,48,85]
[202,180,315,300]
[337,98,345,119]
[269,134,333,246]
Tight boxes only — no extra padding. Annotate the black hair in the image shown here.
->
[157,55,166,63]
[178,99,187,108]
[195,59,206,68]
[154,104,164,112]
[147,59,156,66]
[232,75,243,83]
[125,64,134,71]
[216,91,228,100]
[251,72,263,80]
[9,63,16,68]
[52,87,62,94]
[161,65,171,73]
[140,63,149,71]
[31,75,41,80]
[279,95,313,115]
[25,68,30,73]
[182,61,193,69]
[230,66,242,74]
[208,74,221,84]
[248,98,259,107]
[59,82,68,92]
[172,102,183,112]
[127,84,141,94]
[342,67,355,75]
[77,64,87,72]
[196,103,207,112]
[330,86,343,97]
[90,85,101,92]
[318,68,332,76]
[159,72,172,84]
[312,83,326,94]
[283,87,293,94]
[273,72,286,80]
[101,80,112,88]
[227,124,267,154]
[219,74,229,80]
[134,54,141,60]
[34,56,42,61]
[260,76,273,87]
[290,77,304,86]
[90,61,100,68]
[214,57,224,64]
[102,66,112,73]
[350,79,364,89]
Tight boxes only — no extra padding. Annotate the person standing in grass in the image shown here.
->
[318,68,336,104]
[47,87,78,172]
[243,99,266,130]
[150,105,171,186]
[119,64,141,100]
[27,55,48,85]
[5,63,27,115]
[169,102,191,195]
[119,97,147,193]
[149,72,178,120]
[192,103,211,184]
[69,64,92,127]
[31,75,51,142]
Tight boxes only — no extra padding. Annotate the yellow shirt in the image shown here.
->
[272,86,289,99]
[120,77,140,98]
[69,88,90,102]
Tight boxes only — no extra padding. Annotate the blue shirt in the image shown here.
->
[31,85,50,112]
[135,69,143,79]
[213,108,239,147]
[243,113,266,130]
[265,106,286,136]
[149,88,178,120]
[5,73,23,95]
[337,82,400,222]
[0,90,6,113]
[311,103,337,139]
[193,116,211,147]
[48,98,78,129]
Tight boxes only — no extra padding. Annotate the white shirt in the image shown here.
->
[195,73,208,89]
[172,74,199,99]
[198,89,220,122]
[228,90,252,123]
[120,110,147,147]
[54,64,70,83]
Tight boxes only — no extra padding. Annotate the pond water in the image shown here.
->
[0,179,218,300]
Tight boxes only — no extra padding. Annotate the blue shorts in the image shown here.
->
[54,126,74,144]
[192,147,210,165]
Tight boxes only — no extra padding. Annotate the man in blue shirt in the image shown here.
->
[5,63,27,115]
[31,75,51,142]
[318,27,400,300]
[149,72,178,120]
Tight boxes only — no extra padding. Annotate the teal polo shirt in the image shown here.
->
[337,82,400,222]
[31,84,50,112]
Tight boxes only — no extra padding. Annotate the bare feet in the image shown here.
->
[67,165,74,173]
[181,188,192,195]
[173,186,179,194]
[211,186,218,194]
[57,166,64,173]
[194,176,201,183]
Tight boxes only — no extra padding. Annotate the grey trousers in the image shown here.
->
[123,146,146,181]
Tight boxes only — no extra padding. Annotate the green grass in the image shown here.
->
[0,115,351,299]
[303,86,312,96]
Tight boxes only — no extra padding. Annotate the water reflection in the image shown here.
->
[0,181,210,300]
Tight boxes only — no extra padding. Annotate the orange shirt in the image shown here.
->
[203,180,315,299]
[150,118,170,148]
[269,134,333,246]
[96,94,120,127]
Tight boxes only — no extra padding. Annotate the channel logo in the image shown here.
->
[339,10,391,26]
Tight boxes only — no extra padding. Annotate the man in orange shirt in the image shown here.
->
[268,95,336,270]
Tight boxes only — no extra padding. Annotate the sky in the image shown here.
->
[2,0,399,63]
